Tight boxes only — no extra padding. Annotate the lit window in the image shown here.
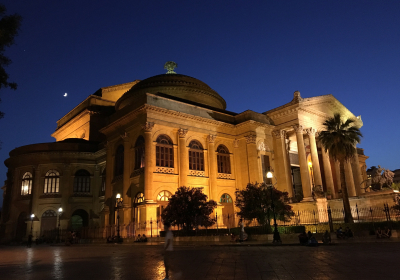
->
[44,170,60,194]
[157,190,172,202]
[21,172,32,195]
[156,135,174,167]
[217,145,231,174]
[189,140,204,171]
[134,136,145,169]
[73,169,91,193]
[220,193,233,203]
[115,145,124,177]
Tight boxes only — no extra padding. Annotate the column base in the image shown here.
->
[301,197,314,202]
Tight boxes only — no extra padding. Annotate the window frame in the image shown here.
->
[21,172,33,196]
[217,145,231,174]
[73,169,91,193]
[44,170,60,194]
[155,135,174,168]
[188,140,204,171]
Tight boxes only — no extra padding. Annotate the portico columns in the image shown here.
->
[208,134,218,201]
[352,149,364,195]
[306,129,323,188]
[320,146,336,198]
[272,130,293,197]
[122,133,131,224]
[178,128,189,187]
[142,122,155,202]
[345,160,357,197]
[292,125,313,201]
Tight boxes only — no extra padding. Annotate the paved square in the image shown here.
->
[0,243,398,280]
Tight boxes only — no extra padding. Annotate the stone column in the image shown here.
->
[245,133,259,183]
[352,150,364,195]
[345,160,356,197]
[178,128,189,187]
[320,146,335,198]
[142,122,155,202]
[104,142,114,226]
[122,133,131,225]
[292,125,313,201]
[233,139,242,190]
[207,134,218,201]
[272,130,293,196]
[306,128,322,188]
[334,160,341,195]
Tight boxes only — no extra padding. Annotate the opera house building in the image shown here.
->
[1,64,385,242]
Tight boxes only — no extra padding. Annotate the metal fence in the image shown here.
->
[38,204,400,241]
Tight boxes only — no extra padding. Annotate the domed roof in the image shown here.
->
[115,74,226,110]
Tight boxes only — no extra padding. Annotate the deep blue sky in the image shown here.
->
[1,1,399,207]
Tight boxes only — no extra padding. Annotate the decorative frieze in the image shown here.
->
[189,170,205,177]
[142,122,155,132]
[217,173,232,179]
[245,134,257,144]
[178,128,188,138]
[207,134,216,143]
[155,167,174,174]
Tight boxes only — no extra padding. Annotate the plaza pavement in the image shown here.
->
[0,242,398,280]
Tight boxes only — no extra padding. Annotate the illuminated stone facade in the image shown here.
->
[1,70,374,242]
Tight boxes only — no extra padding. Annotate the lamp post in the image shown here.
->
[30,214,35,235]
[266,170,281,244]
[115,193,123,243]
[58,207,63,243]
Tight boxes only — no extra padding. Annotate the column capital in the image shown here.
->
[245,133,256,144]
[305,128,317,136]
[120,131,129,140]
[292,125,304,134]
[207,134,217,143]
[142,122,155,132]
[178,128,188,138]
[272,130,286,139]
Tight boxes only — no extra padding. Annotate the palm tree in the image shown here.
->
[318,113,363,223]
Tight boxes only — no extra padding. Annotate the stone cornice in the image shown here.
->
[100,80,140,94]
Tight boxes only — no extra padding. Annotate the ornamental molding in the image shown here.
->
[245,134,257,144]
[305,128,317,136]
[268,108,299,120]
[120,131,129,139]
[101,81,140,93]
[178,128,188,138]
[292,125,304,134]
[189,170,205,177]
[272,130,286,139]
[257,141,271,152]
[207,134,217,143]
[233,139,239,148]
[142,122,155,132]
[155,167,174,174]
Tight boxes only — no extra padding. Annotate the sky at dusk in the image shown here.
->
[1,1,399,207]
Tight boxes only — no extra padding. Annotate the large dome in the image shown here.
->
[115,74,226,110]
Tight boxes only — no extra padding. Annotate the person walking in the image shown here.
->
[163,222,181,280]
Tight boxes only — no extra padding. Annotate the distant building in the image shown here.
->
[1,64,376,242]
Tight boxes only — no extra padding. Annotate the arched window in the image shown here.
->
[189,140,204,171]
[157,190,172,202]
[217,145,231,174]
[134,192,144,204]
[21,172,32,195]
[115,145,124,177]
[134,136,145,169]
[220,193,233,203]
[156,135,174,167]
[44,170,60,193]
[73,169,91,193]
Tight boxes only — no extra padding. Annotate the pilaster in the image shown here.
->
[272,130,293,196]
[245,133,259,183]
[207,134,218,201]
[178,128,189,187]
[142,122,155,202]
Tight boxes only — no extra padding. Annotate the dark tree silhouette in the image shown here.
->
[161,186,217,232]
[235,182,294,226]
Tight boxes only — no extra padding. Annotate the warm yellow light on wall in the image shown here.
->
[308,161,312,167]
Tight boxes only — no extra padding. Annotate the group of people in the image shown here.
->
[376,227,391,238]
[336,227,353,239]
[298,230,319,246]
[134,234,148,242]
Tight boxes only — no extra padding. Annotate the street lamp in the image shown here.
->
[30,214,35,235]
[266,170,281,244]
[58,207,63,243]
[115,193,123,243]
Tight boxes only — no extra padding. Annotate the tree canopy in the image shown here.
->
[161,186,217,232]
[0,4,22,120]
[235,182,294,226]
